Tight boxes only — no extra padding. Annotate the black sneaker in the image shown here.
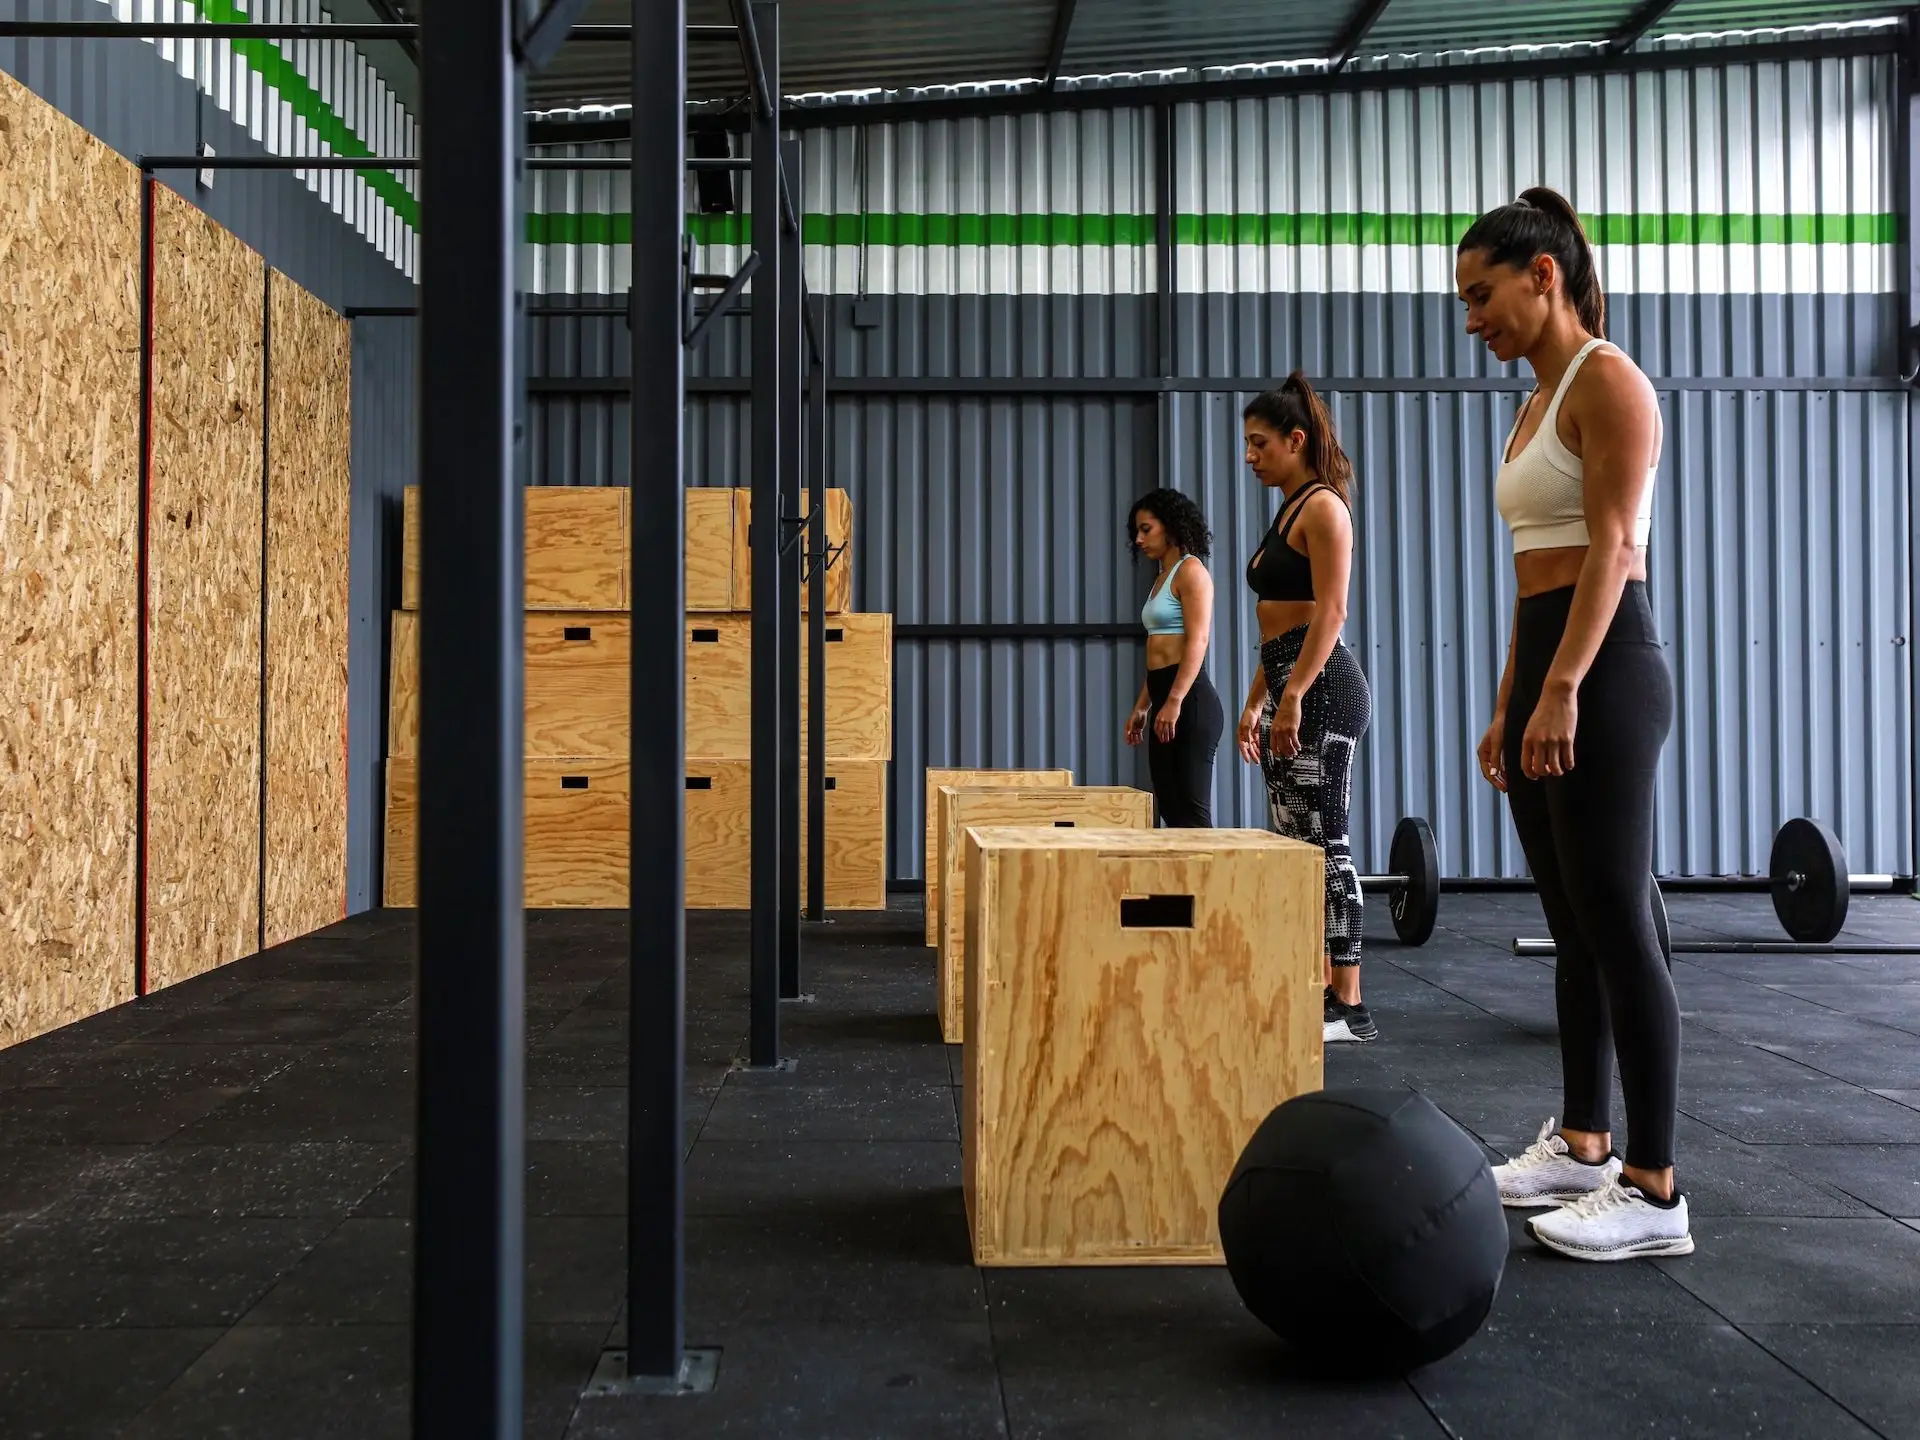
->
[1324,996,1379,1044]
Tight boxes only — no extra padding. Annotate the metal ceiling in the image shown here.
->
[384,0,1919,114]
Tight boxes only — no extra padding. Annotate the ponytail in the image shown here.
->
[1458,184,1606,338]
[1242,371,1354,503]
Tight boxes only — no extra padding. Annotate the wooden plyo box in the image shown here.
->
[387,610,630,758]
[732,487,854,613]
[383,757,629,908]
[935,785,1155,1043]
[401,485,625,612]
[961,827,1324,1267]
[684,758,888,911]
[921,768,1074,946]
[685,612,892,759]
[684,488,738,612]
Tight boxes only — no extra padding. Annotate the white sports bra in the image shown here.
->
[1495,337,1656,554]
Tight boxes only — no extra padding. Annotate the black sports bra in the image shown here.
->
[1245,483,1336,602]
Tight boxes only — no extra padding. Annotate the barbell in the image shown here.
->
[1511,816,1910,956]
[1357,815,1441,946]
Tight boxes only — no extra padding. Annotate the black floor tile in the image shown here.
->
[61,1141,404,1219]
[121,1323,603,1440]
[680,1211,982,1328]
[171,1054,415,1145]
[566,1321,1006,1440]
[1669,1131,1880,1219]
[135,1004,377,1046]
[0,1143,133,1223]
[1758,1035,1920,1092]
[1487,1214,1721,1325]
[242,1217,411,1326]
[0,1072,277,1148]
[1760,1143,1920,1218]
[526,1087,629,1143]
[685,1139,963,1218]
[1410,1320,1879,1438]
[0,1214,335,1328]
[1744,1324,1920,1439]
[213,980,414,1012]
[1679,1082,1920,1145]
[697,1075,958,1143]
[1652,1217,1920,1323]
[993,1306,1441,1438]
[0,1328,223,1440]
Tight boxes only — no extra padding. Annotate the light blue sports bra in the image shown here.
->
[1141,555,1189,636]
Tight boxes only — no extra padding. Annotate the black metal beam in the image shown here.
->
[684,251,761,350]
[520,0,595,71]
[0,19,418,38]
[729,0,776,122]
[894,622,1143,641]
[626,0,688,1387]
[1608,0,1684,54]
[1153,102,1174,380]
[717,32,1891,131]
[1329,0,1393,71]
[411,0,524,1434]
[805,293,829,924]
[529,373,1911,397]
[1041,0,1079,91]
[747,0,783,1068]
[779,133,805,998]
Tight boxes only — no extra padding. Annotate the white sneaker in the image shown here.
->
[1492,1116,1623,1208]
[1526,1174,1695,1261]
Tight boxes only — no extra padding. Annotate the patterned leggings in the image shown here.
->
[1259,629,1373,967]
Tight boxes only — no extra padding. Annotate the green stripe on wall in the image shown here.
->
[184,0,420,232]
[531,211,1899,247]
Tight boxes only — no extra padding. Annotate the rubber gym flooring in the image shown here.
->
[1,890,1916,1439]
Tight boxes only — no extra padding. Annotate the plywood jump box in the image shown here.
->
[921,768,1074,945]
[934,784,1155,1044]
[385,483,891,910]
[960,827,1325,1267]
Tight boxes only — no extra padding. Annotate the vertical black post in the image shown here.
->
[778,134,804,996]
[1154,100,1175,381]
[748,0,783,1066]
[805,291,828,922]
[628,0,687,1383]
[411,2,525,1436]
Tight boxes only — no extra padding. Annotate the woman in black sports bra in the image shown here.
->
[1237,373,1377,1044]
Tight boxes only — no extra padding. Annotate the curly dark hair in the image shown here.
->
[1126,487,1212,562]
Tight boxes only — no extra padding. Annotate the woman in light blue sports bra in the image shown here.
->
[1125,488,1223,826]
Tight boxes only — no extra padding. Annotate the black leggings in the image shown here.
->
[1145,665,1223,827]
[1506,581,1679,1171]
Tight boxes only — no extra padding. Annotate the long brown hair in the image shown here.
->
[1242,371,1354,504]
[1457,185,1606,338]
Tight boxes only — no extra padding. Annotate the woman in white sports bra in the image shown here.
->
[1455,187,1691,1265]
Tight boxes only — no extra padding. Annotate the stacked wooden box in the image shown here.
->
[381,485,891,909]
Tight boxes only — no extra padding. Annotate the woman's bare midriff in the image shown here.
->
[1145,634,1185,670]
[1256,599,1318,644]
[1514,545,1649,598]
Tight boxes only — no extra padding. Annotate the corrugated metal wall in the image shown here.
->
[3,16,418,911]
[528,37,1913,883]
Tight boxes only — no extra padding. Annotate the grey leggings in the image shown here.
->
[1260,628,1372,967]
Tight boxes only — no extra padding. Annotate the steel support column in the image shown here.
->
[778,133,805,997]
[626,0,688,1385]
[806,292,829,923]
[411,1,525,1435]
[747,0,784,1066]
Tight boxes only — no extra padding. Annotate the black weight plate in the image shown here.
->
[1770,817,1849,944]
[1650,874,1671,970]
[1388,816,1439,946]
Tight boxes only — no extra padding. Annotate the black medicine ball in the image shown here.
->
[1218,1086,1508,1376]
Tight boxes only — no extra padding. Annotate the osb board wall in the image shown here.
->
[0,71,142,1048]
[264,270,350,948]
[146,183,265,992]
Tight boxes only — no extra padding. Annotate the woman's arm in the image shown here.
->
[1523,352,1660,777]
[1167,561,1214,700]
[1278,493,1353,703]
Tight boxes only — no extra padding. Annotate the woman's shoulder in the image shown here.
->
[1571,342,1656,412]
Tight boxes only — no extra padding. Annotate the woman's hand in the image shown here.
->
[1520,685,1577,779]
[1269,690,1303,760]
[1236,703,1265,765]
[1125,700,1150,747]
[1152,694,1183,743]
[1477,711,1508,792]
